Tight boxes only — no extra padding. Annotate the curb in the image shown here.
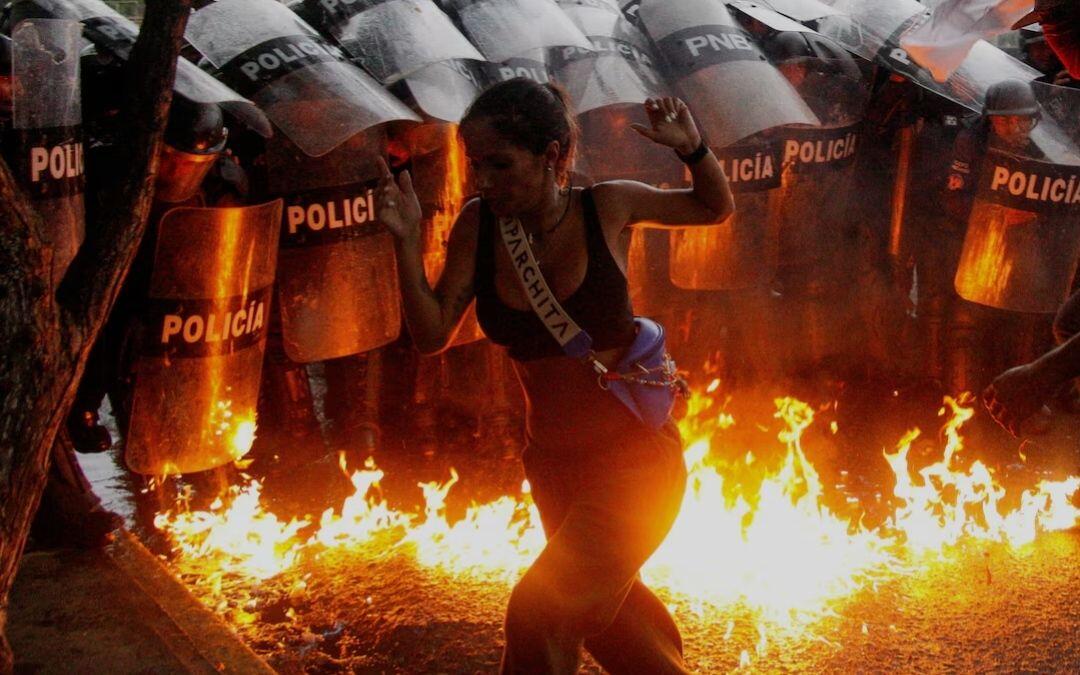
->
[107,529,275,674]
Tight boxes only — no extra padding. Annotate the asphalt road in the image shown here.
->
[165,528,1080,674]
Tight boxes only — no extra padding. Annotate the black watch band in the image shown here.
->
[675,140,709,165]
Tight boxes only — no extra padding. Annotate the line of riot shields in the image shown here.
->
[6,0,1079,479]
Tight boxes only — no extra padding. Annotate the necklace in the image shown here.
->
[526,184,573,248]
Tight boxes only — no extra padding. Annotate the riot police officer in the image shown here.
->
[1019,24,1076,87]
[942,79,1052,396]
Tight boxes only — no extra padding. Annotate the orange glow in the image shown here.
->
[668,193,780,290]
[421,124,484,345]
[155,389,1080,650]
[954,202,1019,307]
[423,125,468,286]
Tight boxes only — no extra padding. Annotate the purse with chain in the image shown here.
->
[497,214,687,429]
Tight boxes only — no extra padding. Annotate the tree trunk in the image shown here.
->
[0,2,192,671]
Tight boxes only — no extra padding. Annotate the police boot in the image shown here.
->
[324,352,381,456]
[251,314,325,472]
[945,300,996,396]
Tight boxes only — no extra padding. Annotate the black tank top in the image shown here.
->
[475,187,637,362]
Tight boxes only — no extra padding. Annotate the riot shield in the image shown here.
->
[442,0,591,63]
[777,52,869,127]
[771,58,866,269]
[292,0,482,84]
[126,199,282,475]
[10,18,83,288]
[396,58,484,123]
[576,104,683,185]
[20,0,270,136]
[477,49,552,86]
[729,0,820,34]
[670,135,784,289]
[637,0,818,148]
[550,0,668,114]
[818,0,1040,113]
[185,0,419,157]
[755,0,839,23]
[954,84,1080,313]
[268,131,402,362]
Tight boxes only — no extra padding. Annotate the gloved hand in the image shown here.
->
[982,361,1055,437]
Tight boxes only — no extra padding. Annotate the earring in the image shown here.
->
[546,166,553,172]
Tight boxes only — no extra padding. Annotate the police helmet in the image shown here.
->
[156,98,227,203]
[762,30,851,63]
[761,31,814,62]
[165,98,227,154]
[983,79,1039,117]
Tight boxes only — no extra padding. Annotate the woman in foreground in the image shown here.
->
[379,78,733,674]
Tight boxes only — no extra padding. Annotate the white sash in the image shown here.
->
[496,216,596,360]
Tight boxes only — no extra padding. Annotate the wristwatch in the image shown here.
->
[675,140,709,165]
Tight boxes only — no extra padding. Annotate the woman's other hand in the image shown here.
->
[630,97,703,156]
[982,362,1055,437]
[377,156,422,243]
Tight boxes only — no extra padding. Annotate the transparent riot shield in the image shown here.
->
[10,18,83,288]
[269,131,402,362]
[729,0,820,34]
[754,0,840,23]
[955,85,1080,313]
[637,0,818,148]
[477,49,552,86]
[669,136,784,289]
[778,53,869,127]
[396,58,484,122]
[818,0,1040,113]
[550,0,669,114]
[292,0,482,84]
[126,199,282,475]
[771,59,866,270]
[576,104,683,185]
[442,0,591,63]
[185,0,419,157]
[23,0,270,136]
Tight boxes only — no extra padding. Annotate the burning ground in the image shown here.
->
[143,390,1080,673]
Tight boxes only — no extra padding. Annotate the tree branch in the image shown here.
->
[0,155,51,301]
[58,0,193,340]
[1,2,195,668]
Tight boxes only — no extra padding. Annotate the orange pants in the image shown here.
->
[501,422,690,674]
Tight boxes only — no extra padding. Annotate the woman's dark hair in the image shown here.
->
[460,77,579,182]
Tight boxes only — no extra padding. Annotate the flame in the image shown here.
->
[155,389,1080,654]
[419,125,484,345]
[401,470,544,584]
[884,395,1080,550]
[642,399,897,625]
[310,455,410,548]
[423,125,468,285]
[154,480,308,580]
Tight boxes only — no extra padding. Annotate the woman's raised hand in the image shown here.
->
[630,97,703,156]
[377,156,422,242]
